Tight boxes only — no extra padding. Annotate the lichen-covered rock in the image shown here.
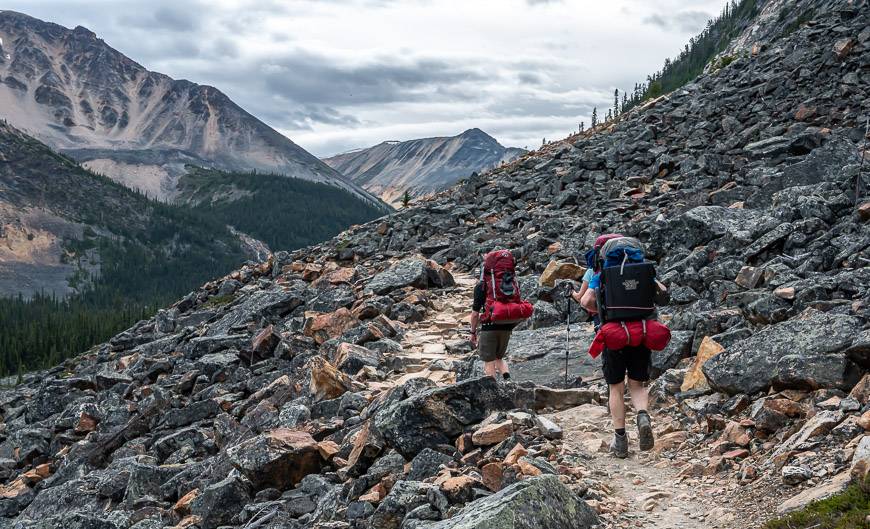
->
[226,429,322,489]
[368,258,455,295]
[703,310,862,395]
[374,377,515,458]
[420,475,598,529]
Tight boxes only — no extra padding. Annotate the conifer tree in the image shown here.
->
[402,190,410,208]
[591,107,598,127]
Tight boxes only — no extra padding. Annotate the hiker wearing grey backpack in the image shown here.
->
[582,235,670,458]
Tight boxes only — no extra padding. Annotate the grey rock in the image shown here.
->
[419,475,598,529]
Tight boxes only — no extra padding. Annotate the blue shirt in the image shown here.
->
[582,268,594,283]
[588,271,601,290]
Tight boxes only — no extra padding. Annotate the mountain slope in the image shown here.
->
[1,0,870,528]
[0,120,246,299]
[324,128,525,205]
[175,166,389,252]
[0,10,376,203]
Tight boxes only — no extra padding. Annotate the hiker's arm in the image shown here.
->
[469,311,480,347]
[571,281,589,303]
[580,288,598,314]
[654,280,670,306]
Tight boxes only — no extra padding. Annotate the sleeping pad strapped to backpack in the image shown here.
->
[480,250,534,324]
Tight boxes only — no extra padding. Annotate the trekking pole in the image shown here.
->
[856,117,869,207]
[565,295,571,388]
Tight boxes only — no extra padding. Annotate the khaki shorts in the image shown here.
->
[478,330,511,362]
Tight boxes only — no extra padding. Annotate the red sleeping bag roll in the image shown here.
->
[488,300,534,324]
[588,320,672,359]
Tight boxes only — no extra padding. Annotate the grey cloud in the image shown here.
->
[117,3,203,32]
[260,105,363,130]
[643,10,712,32]
[526,0,562,5]
[257,52,488,106]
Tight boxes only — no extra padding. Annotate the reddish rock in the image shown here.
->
[481,462,504,491]
[74,412,99,434]
[440,475,479,503]
[833,37,856,59]
[318,440,340,460]
[859,203,870,222]
[173,489,200,516]
[303,308,357,344]
[504,443,528,466]
[252,325,281,356]
[653,431,688,454]
[850,374,870,404]
[794,104,817,122]
[723,449,750,460]
[347,421,385,474]
[308,356,351,402]
[471,421,514,446]
[721,421,751,447]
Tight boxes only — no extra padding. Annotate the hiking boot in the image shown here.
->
[610,432,629,459]
[637,411,654,452]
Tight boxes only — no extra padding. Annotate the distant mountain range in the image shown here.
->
[0,10,377,204]
[324,128,525,205]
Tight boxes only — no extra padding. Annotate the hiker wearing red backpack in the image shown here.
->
[581,235,670,458]
[469,249,534,381]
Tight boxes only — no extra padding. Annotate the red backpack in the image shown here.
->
[480,250,534,324]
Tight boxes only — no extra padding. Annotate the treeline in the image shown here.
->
[579,0,759,132]
[0,294,149,377]
[179,166,389,251]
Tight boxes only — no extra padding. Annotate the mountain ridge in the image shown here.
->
[323,128,525,205]
[0,10,378,204]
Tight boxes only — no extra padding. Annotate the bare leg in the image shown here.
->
[609,381,626,429]
[496,359,510,375]
[627,378,649,413]
[483,361,499,379]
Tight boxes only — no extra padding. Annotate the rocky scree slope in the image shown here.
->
[0,11,375,204]
[2,1,870,528]
[324,128,524,206]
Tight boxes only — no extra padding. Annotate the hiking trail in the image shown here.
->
[391,273,747,529]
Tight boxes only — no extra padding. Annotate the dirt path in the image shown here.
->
[551,404,742,528]
[386,271,745,528]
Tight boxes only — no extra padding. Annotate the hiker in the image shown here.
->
[470,249,533,381]
[582,235,669,458]
[572,234,623,329]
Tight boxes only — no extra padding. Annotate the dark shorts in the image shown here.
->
[478,330,511,362]
[602,346,651,385]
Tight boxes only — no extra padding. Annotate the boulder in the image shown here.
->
[304,308,357,345]
[368,258,455,295]
[226,429,322,489]
[539,261,585,287]
[370,480,446,529]
[703,310,861,395]
[189,475,250,529]
[681,337,724,392]
[374,377,515,458]
[309,356,352,402]
[420,475,599,529]
[407,448,455,481]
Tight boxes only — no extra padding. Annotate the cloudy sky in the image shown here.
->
[7,0,729,157]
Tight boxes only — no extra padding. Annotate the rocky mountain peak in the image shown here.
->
[324,128,525,205]
[0,12,377,204]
